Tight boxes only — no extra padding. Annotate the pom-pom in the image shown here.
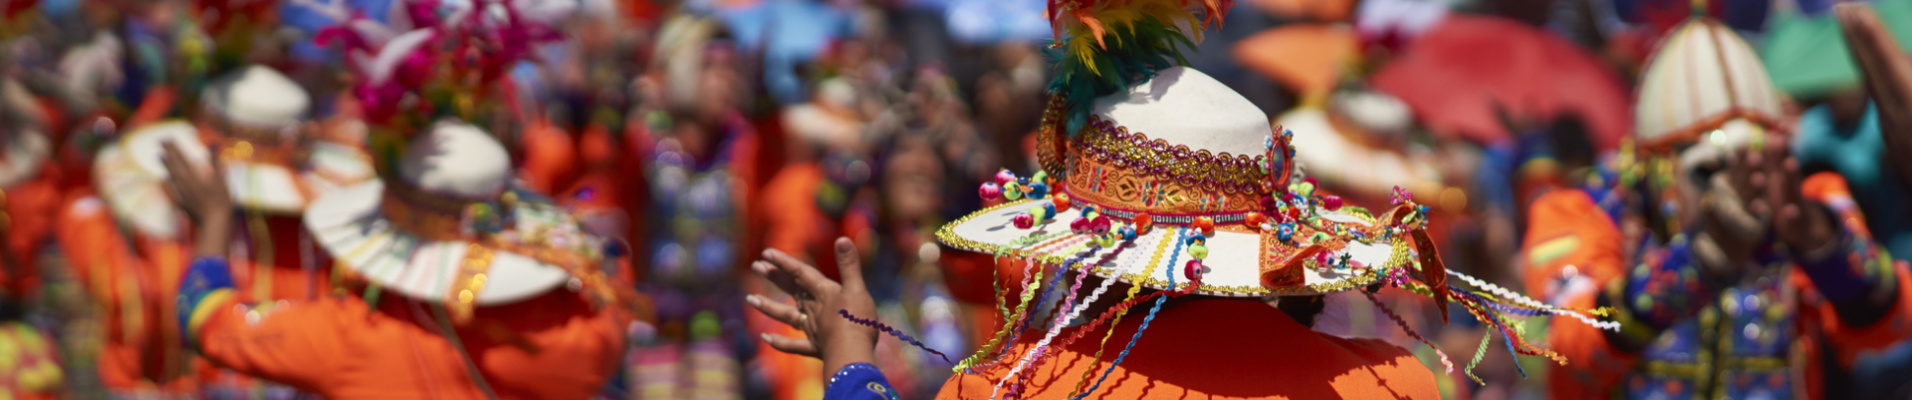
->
[996,169,1016,186]
[1132,214,1153,234]
[1276,222,1296,242]
[1030,183,1049,200]
[1004,182,1025,200]
[1053,193,1072,212]
[1070,218,1090,234]
[1014,214,1036,229]
[1188,244,1208,260]
[1089,216,1113,235]
[1119,227,1138,241]
[980,182,1003,200]
[1322,195,1343,211]
[1042,203,1058,219]
[1191,217,1215,236]
[1183,260,1206,285]
[1244,212,1268,229]
[1031,207,1051,222]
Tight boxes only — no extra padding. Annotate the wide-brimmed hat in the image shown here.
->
[304,120,617,319]
[92,66,373,238]
[0,78,49,190]
[938,66,1436,297]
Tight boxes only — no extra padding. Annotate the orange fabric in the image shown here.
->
[1517,190,1637,399]
[2,172,63,294]
[127,86,178,128]
[192,288,629,399]
[228,215,334,303]
[1518,190,1627,300]
[1232,24,1359,101]
[53,193,196,394]
[936,299,1436,399]
[760,163,837,275]
[519,119,579,195]
[1239,0,1354,21]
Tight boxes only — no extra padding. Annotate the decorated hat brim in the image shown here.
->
[937,198,1402,297]
[96,121,375,237]
[303,181,575,305]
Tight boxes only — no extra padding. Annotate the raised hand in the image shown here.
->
[160,141,233,257]
[746,237,879,375]
[1838,3,1912,186]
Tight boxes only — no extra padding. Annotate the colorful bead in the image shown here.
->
[1030,206,1050,222]
[1191,217,1216,236]
[1276,222,1296,242]
[1041,203,1058,219]
[1032,171,1049,185]
[1322,195,1343,211]
[1029,183,1049,200]
[1003,182,1024,200]
[1184,233,1207,246]
[1013,214,1035,229]
[1133,214,1153,234]
[1089,216,1113,235]
[979,183,1003,200]
[1052,193,1072,211]
[996,169,1016,186]
[1070,217,1089,234]
[1188,244,1209,260]
[1118,227,1137,241]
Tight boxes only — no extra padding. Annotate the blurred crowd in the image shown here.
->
[0,0,1906,397]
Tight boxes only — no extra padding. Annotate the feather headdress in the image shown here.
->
[313,0,569,171]
[1045,0,1235,135]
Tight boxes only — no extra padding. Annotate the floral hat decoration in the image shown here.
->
[301,0,637,323]
[822,0,1626,394]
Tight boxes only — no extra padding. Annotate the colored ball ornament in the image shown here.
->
[995,169,1016,186]
[1132,214,1154,234]
[1013,214,1035,229]
[1041,203,1058,219]
[1003,182,1024,200]
[1032,171,1049,185]
[1119,227,1138,241]
[1030,206,1050,222]
[1192,216,1216,236]
[1052,193,1072,212]
[1188,243,1209,260]
[1029,183,1049,200]
[1276,222,1296,242]
[1322,195,1344,211]
[1184,233,1207,246]
[1244,212,1268,228]
[1070,217,1090,234]
[1089,216,1113,235]
[979,182,1002,200]
[1183,260,1206,284]
[1096,235,1118,247]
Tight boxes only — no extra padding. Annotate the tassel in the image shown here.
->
[1411,228,1449,324]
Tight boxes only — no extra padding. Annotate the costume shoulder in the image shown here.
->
[936,300,1438,399]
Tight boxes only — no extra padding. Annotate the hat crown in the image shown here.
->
[209,66,312,128]
[1633,19,1783,147]
[1091,67,1269,157]
[398,121,511,199]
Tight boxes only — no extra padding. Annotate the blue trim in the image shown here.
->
[823,362,898,400]
[177,257,236,344]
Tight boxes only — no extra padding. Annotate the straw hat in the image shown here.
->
[938,67,1437,297]
[92,66,373,238]
[303,120,605,311]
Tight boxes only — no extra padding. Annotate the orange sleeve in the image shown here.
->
[190,294,353,392]
[1544,286,1639,400]
[126,86,177,128]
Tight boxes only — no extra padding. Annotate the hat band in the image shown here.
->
[1062,186,1254,226]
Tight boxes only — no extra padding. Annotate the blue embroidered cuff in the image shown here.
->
[177,257,236,344]
[824,362,898,400]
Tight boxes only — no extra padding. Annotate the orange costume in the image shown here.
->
[937,299,1437,399]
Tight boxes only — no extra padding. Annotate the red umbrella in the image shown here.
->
[1370,15,1630,150]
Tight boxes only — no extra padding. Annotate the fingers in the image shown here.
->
[752,261,805,297]
[760,333,819,357]
[746,294,806,327]
[762,248,839,295]
[159,141,194,183]
[833,237,866,290]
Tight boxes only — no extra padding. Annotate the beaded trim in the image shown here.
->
[1065,188,1253,225]
[935,199,1389,297]
[1073,114,1269,195]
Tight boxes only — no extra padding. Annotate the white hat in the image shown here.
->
[938,67,1417,297]
[92,120,375,238]
[1634,19,1785,149]
[1275,105,1440,199]
[0,79,49,190]
[203,65,313,132]
[303,120,597,306]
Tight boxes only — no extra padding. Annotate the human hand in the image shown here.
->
[160,140,231,224]
[1838,3,1912,185]
[1691,145,1773,277]
[746,237,879,375]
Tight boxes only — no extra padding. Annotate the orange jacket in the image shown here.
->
[936,298,1439,399]
[55,193,197,394]
[189,286,629,399]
